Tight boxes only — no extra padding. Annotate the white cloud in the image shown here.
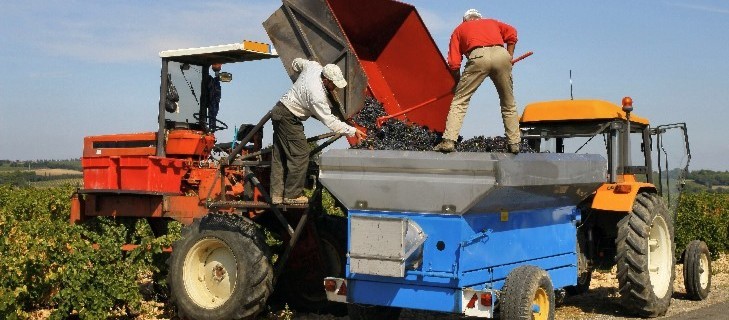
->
[417,7,451,34]
[3,1,281,64]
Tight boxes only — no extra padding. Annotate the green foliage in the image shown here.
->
[683,169,729,193]
[675,192,729,259]
[30,178,83,189]
[0,171,81,187]
[687,169,729,187]
[0,185,179,319]
[0,159,82,171]
[0,158,82,187]
[0,171,36,187]
[321,188,345,217]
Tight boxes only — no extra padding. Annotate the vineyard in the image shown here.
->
[0,184,728,319]
[0,185,179,320]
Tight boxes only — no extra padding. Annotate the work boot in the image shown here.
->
[283,195,309,205]
[434,139,455,153]
[508,143,520,154]
[271,195,283,205]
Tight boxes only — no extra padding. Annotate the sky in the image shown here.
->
[0,0,727,170]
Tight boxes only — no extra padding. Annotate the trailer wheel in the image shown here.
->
[168,213,272,320]
[500,265,555,320]
[616,192,675,317]
[566,230,592,295]
[567,262,592,296]
[683,240,711,300]
[347,304,402,320]
[279,215,347,315]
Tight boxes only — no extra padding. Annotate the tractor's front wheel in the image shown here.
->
[168,213,273,320]
[683,240,711,300]
[616,192,675,317]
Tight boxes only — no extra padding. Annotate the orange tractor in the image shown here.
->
[70,40,355,318]
[520,98,708,316]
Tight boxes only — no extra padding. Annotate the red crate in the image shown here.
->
[166,130,215,157]
[82,156,186,193]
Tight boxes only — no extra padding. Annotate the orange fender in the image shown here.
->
[592,182,656,212]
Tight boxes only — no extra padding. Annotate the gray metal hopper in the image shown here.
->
[319,150,607,215]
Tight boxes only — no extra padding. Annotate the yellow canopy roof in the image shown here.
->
[159,40,278,65]
[520,100,649,126]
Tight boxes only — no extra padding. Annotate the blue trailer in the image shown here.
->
[319,150,607,319]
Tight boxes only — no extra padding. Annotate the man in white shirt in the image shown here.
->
[270,58,367,205]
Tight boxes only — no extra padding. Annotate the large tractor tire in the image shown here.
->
[683,240,711,301]
[278,215,347,315]
[347,304,402,320]
[616,192,675,317]
[500,265,555,320]
[168,213,273,320]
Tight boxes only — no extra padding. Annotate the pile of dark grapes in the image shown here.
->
[351,97,388,133]
[351,97,533,153]
[352,98,438,151]
[355,118,440,151]
[456,135,534,153]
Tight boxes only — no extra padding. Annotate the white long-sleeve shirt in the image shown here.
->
[279,58,356,137]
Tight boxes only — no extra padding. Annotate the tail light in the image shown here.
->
[615,184,632,194]
[324,279,337,292]
[323,277,347,303]
[480,292,493,306]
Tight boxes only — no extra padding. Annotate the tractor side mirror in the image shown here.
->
[219,72,233,83]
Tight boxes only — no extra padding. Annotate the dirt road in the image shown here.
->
[664,300,729,320]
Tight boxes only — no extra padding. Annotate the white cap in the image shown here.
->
[322,64,347,89]
[463,9,482,21]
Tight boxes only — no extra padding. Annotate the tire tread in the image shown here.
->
[683,240,711,301]
[168,213,273,320]
[500,265,555,320]
[616,192,675,317]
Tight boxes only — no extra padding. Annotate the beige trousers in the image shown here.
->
[442,46,520,144]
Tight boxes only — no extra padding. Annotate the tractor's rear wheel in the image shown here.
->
[683,240,711,300]
[616,192,675,317]
[500,265,555,320]
[168,213,272,320]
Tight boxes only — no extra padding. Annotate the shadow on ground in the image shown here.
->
[559,287,698,319]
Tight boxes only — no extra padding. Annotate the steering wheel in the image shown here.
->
[193,113,229,132]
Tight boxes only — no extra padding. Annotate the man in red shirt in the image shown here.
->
[434,9,520,154]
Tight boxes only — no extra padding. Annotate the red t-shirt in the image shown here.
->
[447,19,518,70]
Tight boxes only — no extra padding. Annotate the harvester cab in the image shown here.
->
[73,40,282,224]
[156,41,278,157]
